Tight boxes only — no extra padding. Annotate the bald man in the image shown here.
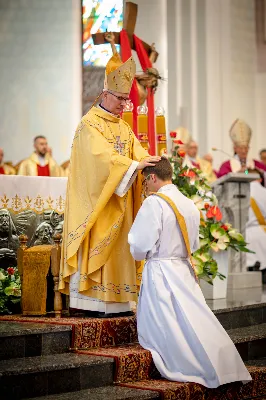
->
[0,148,16,175]
[185,140,217,183]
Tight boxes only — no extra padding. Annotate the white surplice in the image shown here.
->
[69,161,139,314]
[128,184,252,388]
[246,181,266,270]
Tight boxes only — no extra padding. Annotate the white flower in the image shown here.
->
[0,271,6,281]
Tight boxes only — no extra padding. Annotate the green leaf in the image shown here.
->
[194,251,211,262]
[228,229,244,242]
[0,271,6,281]
[210,224,228,239]
[192,257,204,275]
[199,238,210,247]
[210,242,220,252]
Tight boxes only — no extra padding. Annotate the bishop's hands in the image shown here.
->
[137,156,161,170]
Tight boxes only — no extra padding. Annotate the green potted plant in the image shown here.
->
[0,267,21,314]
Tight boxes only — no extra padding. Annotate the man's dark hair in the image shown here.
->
[142,157,173,181]
[248,168,265,187]
[259,149,266,156]
[34,135,46,143]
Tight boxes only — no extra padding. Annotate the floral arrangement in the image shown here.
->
[0,267,21,314]
[169,136,253,284]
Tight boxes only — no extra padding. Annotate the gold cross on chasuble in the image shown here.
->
[114,136,125,155]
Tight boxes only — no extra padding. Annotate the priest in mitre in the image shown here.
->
[18,136,62,177]
[0,148,16,175]
[128,157,252,387]
[59,37,159,317]
[217,119,266,177]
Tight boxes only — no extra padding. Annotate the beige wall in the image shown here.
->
[0,0,82,165]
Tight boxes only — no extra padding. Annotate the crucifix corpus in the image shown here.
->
[92,2,159,62]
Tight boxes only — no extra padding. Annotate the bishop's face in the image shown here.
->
[234,145,249,161]
[102,91,130,115]
[187,141,198,158]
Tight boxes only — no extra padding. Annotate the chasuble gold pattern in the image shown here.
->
[59,106,148,302]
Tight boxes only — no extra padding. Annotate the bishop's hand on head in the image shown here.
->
[137,156,161,170]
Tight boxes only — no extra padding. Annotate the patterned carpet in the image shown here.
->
[76,344,154,383]
[120,366,266,400]
[76,345,266,398]
[0,314,137,349]
[1,314,266,399]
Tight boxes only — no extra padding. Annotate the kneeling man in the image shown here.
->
[128,157,251,388]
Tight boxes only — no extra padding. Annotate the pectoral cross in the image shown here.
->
[92,2,159,62]
[114,136,125,155]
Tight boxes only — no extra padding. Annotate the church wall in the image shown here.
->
[204,0,259,169]
[0,0,82,165]
[229,0,257,157]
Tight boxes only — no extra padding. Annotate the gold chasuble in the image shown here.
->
[59,106,148,302]
[18,153,62,177]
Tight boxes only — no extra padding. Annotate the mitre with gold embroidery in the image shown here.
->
[104,52,136,94]
[229,119,252,146]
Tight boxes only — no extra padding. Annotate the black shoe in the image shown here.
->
[87,311,135,319]
[69,308,87,318]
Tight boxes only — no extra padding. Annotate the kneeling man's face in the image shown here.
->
[143,173,157,196]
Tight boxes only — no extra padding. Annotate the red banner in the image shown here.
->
[120,29,156,155]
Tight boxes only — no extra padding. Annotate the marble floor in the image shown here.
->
[207,284,266,311]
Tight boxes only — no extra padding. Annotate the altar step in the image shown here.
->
[1,323,266,398]
[0,352,159,400]
[0,321,72,360]
[1,302,266,358]
[1,303,266,399]
[29,386,160,400]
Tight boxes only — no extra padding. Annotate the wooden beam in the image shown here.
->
[123,2,138,35]
[92,32,158,62]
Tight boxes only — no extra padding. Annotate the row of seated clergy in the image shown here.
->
[172,127,217,183]
[173,120,266,181]
[17,233,66,316]
[0,136,70,177]
[0,151,70,177]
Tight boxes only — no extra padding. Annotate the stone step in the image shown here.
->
[228,323,266,361]
[0,321,72,360]
[28,386,160,400]
[0,353,114,400]
[213,303,266,330]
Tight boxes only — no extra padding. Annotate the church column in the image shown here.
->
[190,0,199,142]
[205,0,231,169]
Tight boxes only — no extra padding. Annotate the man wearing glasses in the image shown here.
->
[59,34,160,318]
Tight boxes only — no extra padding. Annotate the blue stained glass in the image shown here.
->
[82,0,123,67]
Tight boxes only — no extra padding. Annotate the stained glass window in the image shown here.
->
[82,0,123,67]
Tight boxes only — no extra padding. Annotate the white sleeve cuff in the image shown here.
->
[115,161,139,197]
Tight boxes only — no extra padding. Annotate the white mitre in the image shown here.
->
[229,119,254,171]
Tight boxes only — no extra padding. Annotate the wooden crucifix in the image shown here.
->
[92,1,159,62]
